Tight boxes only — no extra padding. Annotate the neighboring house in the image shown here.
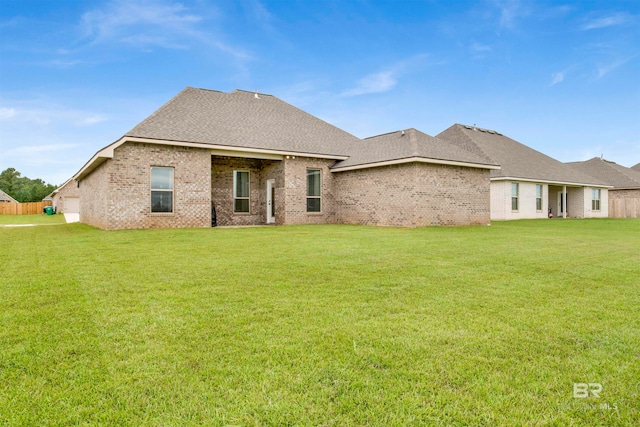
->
[436,124,610,220]
[567,157,640,218]
[73,87,498,230]
[49,179,80,214]
[0,189,18,203]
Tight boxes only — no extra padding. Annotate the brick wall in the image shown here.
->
[80,144,493,229]
[282,157,338,225]
[211,156,283,226]
[81,143,211,230]
[53,179,80,213]
[334,163,490,227]
[80,161,110,229]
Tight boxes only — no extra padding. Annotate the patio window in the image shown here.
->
[536,185,543,211]
[307,169,321,212]
[511,183,519,211]
[234,171,250,213]
[592,189,601,211]
[151,167,174,213]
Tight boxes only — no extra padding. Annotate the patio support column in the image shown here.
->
[562,185,567,219]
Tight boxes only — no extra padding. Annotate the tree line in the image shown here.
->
[0,168,58,203]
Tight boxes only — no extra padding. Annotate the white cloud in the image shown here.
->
[341,71,397,97]
[495,0,527,30]
[6,143,82,156]
[550,72,565,86]
[471,43,491,52]
[582,13,633,30]
[0,107,17,119]
[80,115,108,126]
[79,0,251,60]
[597,55,636,79]
[81,0,202,43]
[0,105,108,127]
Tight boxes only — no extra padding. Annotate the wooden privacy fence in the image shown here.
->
[609,198,640,218]
[0,201,52,215]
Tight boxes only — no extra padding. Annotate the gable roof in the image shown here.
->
[0,189,18,203]
[436,124,608,187]
[126,87,360,157]
[567,158,640,189]
[331,128,499,171]
[632,162,640,172]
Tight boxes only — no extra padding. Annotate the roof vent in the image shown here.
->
[254,90,260,99]
[473,123,477,131]
[401,130,405,136]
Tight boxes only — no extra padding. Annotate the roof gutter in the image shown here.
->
[491,176,612,188]
[330,156,500,172]
[74,136,350,181]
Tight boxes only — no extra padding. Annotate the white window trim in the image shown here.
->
[535,184,543,211]
[306,168,322,214]
[511,183,519,212]
[150,166,174,214]
[592,189,601,211]
[233,170,250,214]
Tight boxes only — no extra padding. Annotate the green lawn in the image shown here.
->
[1,220,638,426]
[0,213,66,225]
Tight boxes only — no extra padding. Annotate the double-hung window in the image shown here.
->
[592,189,601,211]
[511,183,519,211]
[234,170,250,213]
[306,169,321,212]
[151,167,174,213]
[536,184,543,211]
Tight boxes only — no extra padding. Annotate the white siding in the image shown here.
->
[490,181,548,220]
[584,187,608,218]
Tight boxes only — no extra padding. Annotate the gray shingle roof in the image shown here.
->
[0,189,18,203]
[632,162,640,172]
[567,158,640,189]
[126,87,359,157]
[332,128,498,170]
[436,124,608,186]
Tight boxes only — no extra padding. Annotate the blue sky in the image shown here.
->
[1,0,639,186]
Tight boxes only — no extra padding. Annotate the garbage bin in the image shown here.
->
[44,206,53,215]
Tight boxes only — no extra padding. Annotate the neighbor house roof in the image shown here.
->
[331,128,499,171]
[631,162,640,172]
[436,124,608,187]
[567,158,640,189]
[75,87,362,180]
[0,189,18,203]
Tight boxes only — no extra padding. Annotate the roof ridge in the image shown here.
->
[455,124,495,163]
[231,89,274,97]
[408,128,420,157]
[364,129,405,139]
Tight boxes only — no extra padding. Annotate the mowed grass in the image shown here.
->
[0,214,66,225]
[1,219,638,426]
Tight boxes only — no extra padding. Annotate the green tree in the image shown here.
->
[0,168,57,202]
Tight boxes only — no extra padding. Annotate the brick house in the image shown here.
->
[73,87,498,230]
[49,178,80,215]
[567,157,640,218]
[436,124,610,220]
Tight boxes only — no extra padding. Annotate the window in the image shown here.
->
[511,183,519,211]
[234,171,250,213]
[151,167,174,213]
[306,169,321,212]
[536,184,543,211]
[592,189,601,211]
